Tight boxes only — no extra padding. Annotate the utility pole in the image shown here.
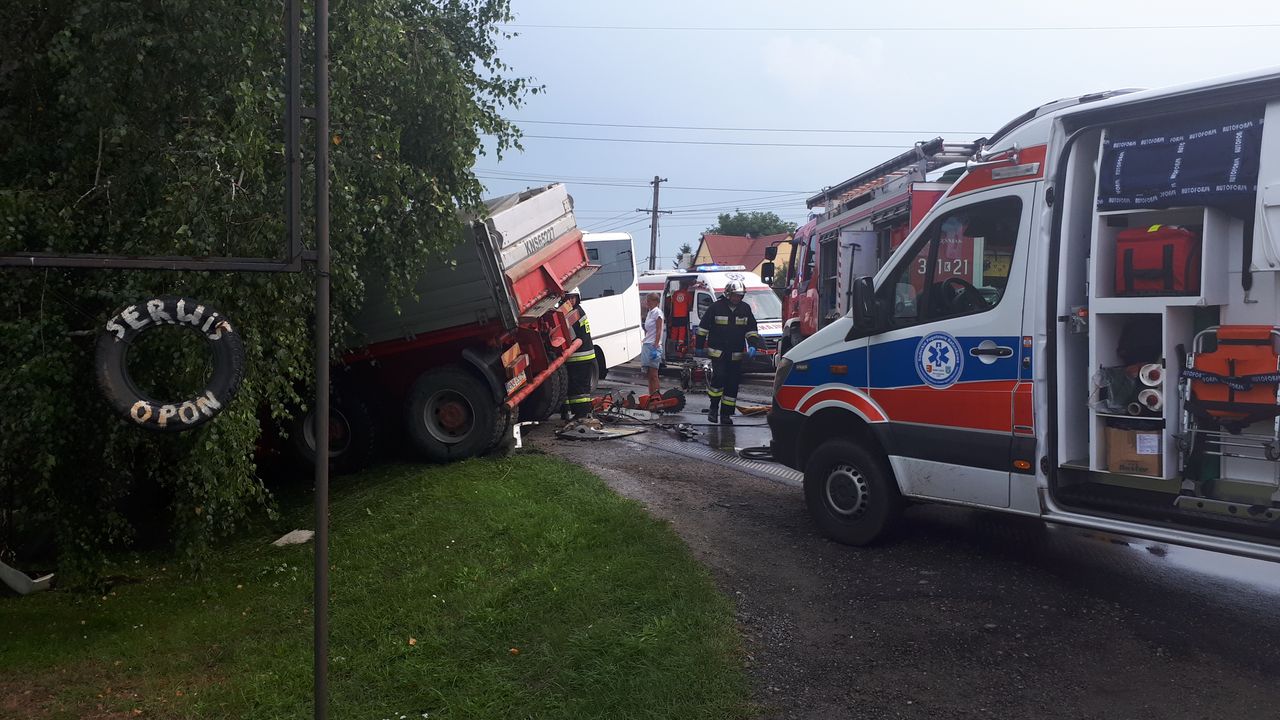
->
[636,175,669,270]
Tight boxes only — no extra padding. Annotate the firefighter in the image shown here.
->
[694,280,764,425]
[561,297,602,430]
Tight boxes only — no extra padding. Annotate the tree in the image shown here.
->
[706,211,796,237]
[673,242,693,269]
[0,0,533,584]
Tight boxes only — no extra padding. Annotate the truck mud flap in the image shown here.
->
[461,347,504,403]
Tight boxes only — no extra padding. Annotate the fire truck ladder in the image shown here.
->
[806,137,981,211]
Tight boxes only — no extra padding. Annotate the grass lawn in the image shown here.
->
[0,453,748,719]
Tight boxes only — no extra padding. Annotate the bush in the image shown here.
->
[0,0,532,585]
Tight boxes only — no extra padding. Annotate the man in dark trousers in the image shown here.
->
[563,297,601,429]
[694,280,764,425]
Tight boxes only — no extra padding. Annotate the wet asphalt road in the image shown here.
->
[538,366,1280,719]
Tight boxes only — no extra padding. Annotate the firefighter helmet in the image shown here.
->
[723,280,746,297]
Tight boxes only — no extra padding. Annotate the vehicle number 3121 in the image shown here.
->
[917,257,971,276]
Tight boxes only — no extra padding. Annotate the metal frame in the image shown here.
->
[0,3,333,718]
[1179,327,1280,472]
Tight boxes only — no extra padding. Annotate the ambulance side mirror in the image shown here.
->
[851,276,877,332]
[760,261,775,285]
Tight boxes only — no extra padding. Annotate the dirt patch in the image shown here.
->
[0,664,218,720]
[539,432,1280,720]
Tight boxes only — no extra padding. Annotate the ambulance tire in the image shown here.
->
[404,367,497,461]
[804,440,903,546]
[519,365,567,421]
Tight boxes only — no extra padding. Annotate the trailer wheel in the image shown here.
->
[595,350,608,381]
[518,365,567,421]
[488,404,519,455]
[290,390,377,475]
[405,367,497,461]
[803,439,902,546]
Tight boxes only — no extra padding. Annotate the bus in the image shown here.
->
[575,232,643,380]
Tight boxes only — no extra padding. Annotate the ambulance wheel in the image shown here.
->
[804,440,902,546]
[519,365,567,421]
[405,367,497,461]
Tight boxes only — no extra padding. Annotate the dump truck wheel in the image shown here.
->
[519,365,567,421]
[405,367,496,461]
[290,389,377,475]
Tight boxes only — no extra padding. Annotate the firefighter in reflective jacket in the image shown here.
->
[694,280,764,425]
[563,299,601,429]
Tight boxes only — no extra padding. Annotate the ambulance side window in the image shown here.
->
[695,292,713,320]
[879,196,1023,328]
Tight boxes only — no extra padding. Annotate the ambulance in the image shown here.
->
[770,67,1280,561]
[639,265,784,372]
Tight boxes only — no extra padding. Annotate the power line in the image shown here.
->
[584,193,811,213]
[520,134,908,149]
[476,167,649,183]
[476,172,813,193]
[663,192,811,209]
[581,209,642,229]
[516,118,986,135]
[502,22,1280,32]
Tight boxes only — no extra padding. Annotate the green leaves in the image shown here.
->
[0,0,530,584]
[706,211,797,237]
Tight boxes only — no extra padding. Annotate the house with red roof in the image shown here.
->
[688,232,792,280]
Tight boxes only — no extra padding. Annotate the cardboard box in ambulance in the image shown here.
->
[639,265,783,372]
[770,67,1280,562]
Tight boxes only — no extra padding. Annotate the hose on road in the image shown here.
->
[738,445,775,461]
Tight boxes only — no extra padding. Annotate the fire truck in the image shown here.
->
[771,68,1280,561]
[291,183,596,471]
[778,139,977,354]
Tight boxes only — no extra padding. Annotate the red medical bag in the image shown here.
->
[1114,224,1201,296]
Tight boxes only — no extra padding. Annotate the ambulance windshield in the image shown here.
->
[742,289,782,320]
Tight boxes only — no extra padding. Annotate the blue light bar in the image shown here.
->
[694,264,747,272]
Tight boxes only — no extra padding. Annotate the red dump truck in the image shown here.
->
[291,183,597,471]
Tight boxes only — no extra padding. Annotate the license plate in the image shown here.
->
[505,371,527,394]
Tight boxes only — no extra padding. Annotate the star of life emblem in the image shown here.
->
[915,332,964,388]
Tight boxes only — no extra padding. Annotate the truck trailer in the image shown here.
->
[293,183,597,470]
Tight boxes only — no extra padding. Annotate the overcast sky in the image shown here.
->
[479,0,1280,268]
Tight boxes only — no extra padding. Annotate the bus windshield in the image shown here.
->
[742,289,782,320]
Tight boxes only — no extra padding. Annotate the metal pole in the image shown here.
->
[286,0,302,266]
[313,0,331,716]
[648,176,661,270]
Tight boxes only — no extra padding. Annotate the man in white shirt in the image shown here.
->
[640,292,664,397]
